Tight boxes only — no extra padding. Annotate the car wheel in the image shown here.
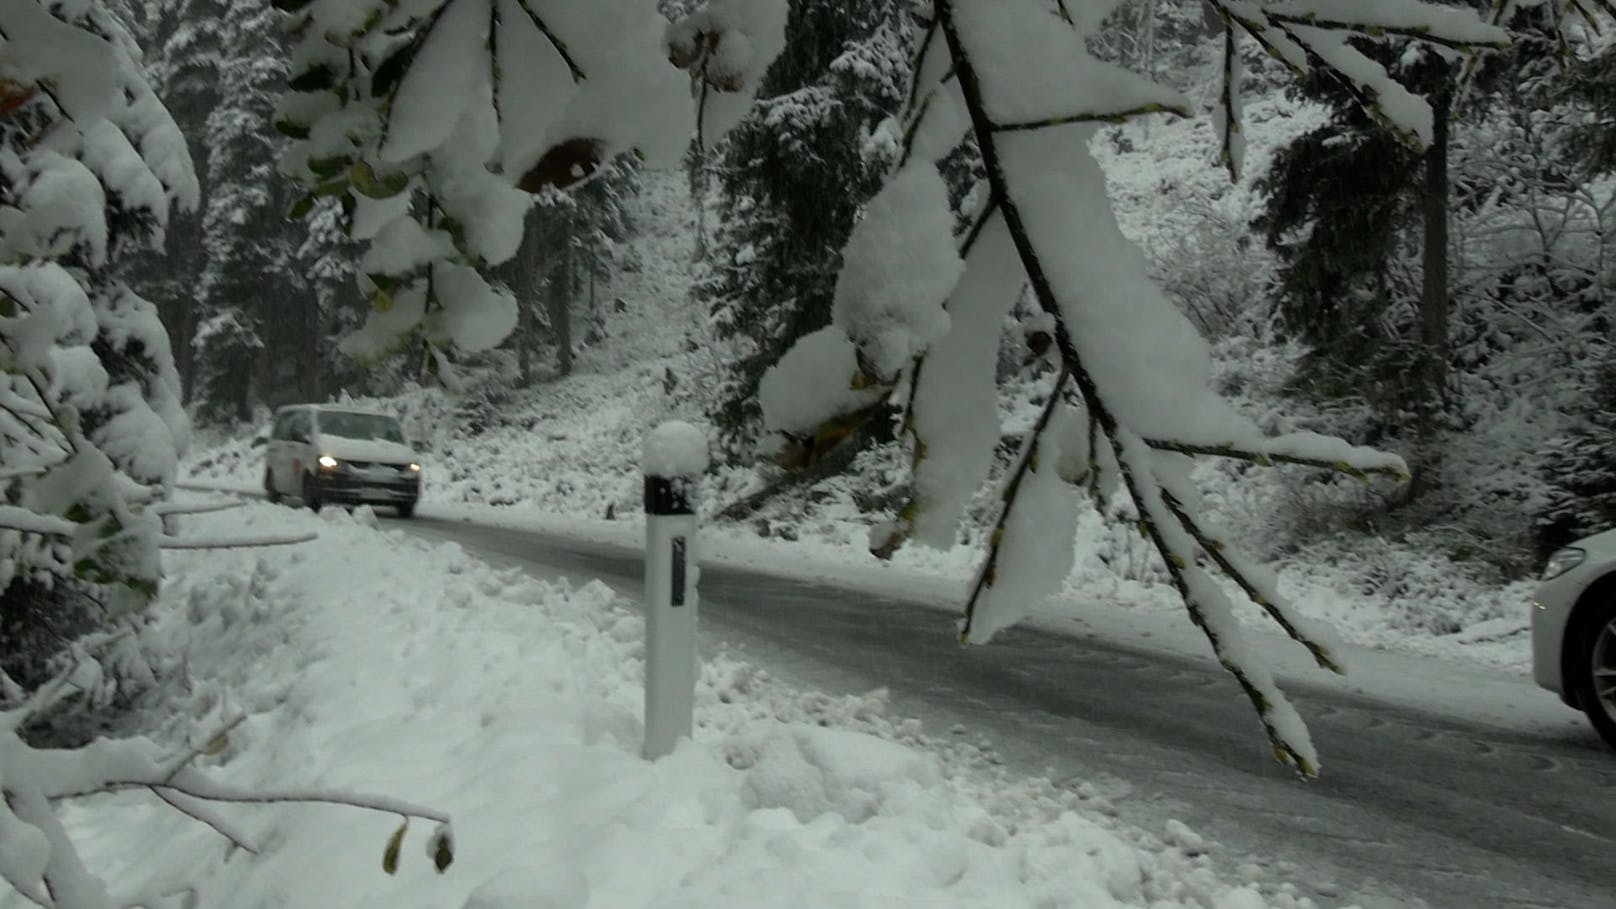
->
[301,474,323,513]
[396,501,416,519]
[263,468,281,504]
[1575,604,1616,750]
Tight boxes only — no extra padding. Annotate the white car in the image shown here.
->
[1532,528,1616,749]
[262,405,423,518]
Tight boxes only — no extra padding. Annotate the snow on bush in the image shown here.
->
[18,501,1318,907]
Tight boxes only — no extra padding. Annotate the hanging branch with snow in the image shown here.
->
[758,0,1520,778]
[0,0,197,614]
[277,0,787,379]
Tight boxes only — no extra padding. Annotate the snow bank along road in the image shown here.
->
[391,513,1614,909]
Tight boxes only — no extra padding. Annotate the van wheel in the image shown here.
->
[301,474,323,513]
[264,469,281,504]
[1575,604,1616,750]
[396,501,416,519]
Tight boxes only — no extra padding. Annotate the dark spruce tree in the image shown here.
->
[697,0,910,458]
[1255,3,1564,493]
[128,0,331,424]
[504,156,640,385]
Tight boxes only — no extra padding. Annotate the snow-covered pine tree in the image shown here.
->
[505,154,639,382]
[697,0,910,456]
[1535,32,1616,554]
[129,0,326,423]
[1258,1,1613,557]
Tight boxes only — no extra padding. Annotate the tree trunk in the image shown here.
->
[550,242,574,377]
[514,209,544,387]
[1412,79,1452,499]
[296,293,321,402]
[173,296,197,402]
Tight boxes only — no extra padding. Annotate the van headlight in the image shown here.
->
[1541,547,1585,581]
[317,455,340,470]
[408,463,422,472]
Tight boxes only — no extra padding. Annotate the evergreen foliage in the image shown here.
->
[504,155,640,382]
[699,0,911,456]
[1256,4,1615,561]
[1539,354,1616,553]
[130,0,329,424]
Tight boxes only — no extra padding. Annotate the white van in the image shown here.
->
[262,405,422,517]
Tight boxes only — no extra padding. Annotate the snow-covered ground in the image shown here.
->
[15,502,1320,908]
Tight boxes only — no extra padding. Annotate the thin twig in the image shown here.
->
[149,786,260,855]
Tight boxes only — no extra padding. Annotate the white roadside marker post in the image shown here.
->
[641,421,708,761]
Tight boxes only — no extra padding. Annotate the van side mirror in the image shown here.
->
[250,435,268,448]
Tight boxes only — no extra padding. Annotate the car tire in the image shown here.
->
[1572,602,1616,750]
[301,474,323,513]
[396,501,416,519]
[264,469,281,504]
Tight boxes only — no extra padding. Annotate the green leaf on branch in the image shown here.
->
[286,194,316,220]
[382,821,407,875]
[312,177,350,198]
[351,160,410,199]
[307,155,351,178]
[429,825,454,873]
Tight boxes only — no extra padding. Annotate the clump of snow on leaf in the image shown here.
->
[666,0,790,145]
[831,162,962,381]
[759,326,884,437]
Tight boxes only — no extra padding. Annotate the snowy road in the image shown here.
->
[394,514,1615,909]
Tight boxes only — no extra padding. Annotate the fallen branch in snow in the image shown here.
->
[2,647,451,907]
[157,532,318,550]
[150,499,246,517]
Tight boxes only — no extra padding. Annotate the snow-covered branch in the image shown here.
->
[1,706,453,908]
[280,0,788,372]
[761,0,1527,777]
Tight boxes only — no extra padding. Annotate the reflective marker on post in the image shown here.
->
[641,421,708,761]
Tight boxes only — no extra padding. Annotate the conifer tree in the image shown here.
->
[132,0,323,422]
[698,0,910,455]
[1256,3,1580,483]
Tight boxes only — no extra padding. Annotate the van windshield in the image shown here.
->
[317,411,406,444]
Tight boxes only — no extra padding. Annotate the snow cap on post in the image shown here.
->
[643,420,708,516]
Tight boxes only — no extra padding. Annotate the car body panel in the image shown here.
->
[1531,529,1616,703]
